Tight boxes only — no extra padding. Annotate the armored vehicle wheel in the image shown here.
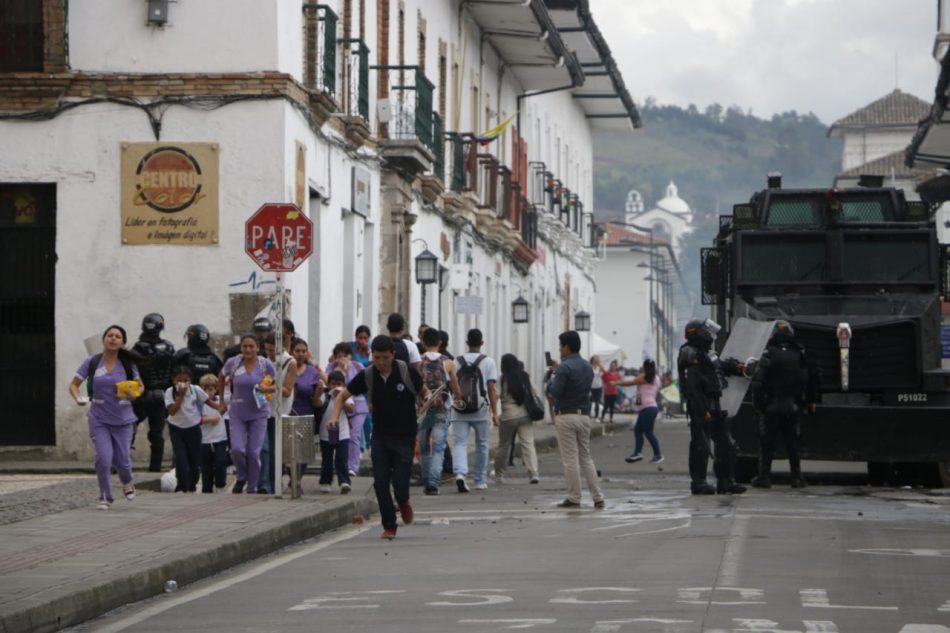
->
[920,462,950,488]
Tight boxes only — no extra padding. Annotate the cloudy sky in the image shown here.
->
[591,0,939,124]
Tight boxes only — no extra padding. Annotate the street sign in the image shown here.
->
[245,203,313,272]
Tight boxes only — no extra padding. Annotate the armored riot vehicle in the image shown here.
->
[702,176,950,486]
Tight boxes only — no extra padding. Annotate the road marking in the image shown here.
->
[288,590,406,610]
[940,598,950,612]
[427,589,514,606]
[86,525,369,632]
[459,619,556,629]
[590,618,693,632]
[719,514,749,587]
[848,548,950,558]
[800,588,898,611]
[550,587,641,604]
[723,618,839,632]
[898,626,950,632]
[677,587,765,605]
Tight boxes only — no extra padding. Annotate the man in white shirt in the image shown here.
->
[451,328,499,492]
[386,313,421,370]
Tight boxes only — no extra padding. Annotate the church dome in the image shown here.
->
[655,180,690,215]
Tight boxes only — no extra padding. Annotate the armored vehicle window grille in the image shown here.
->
[842,235,931,283]
[740,235,824,283]
[765,200,819,225]
[840,200,888,222]
[701,247,725,305]
[793,322,918,391]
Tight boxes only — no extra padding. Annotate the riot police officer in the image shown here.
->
[132,313,176,472]
[678,318,747,495]
[174,324,224,384]
[750,320,820,489]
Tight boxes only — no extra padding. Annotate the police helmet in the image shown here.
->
[253,317,273,332]
[770,320,795,343]
[142,313,165,334]
[186,324,210,346]
[684,318,720,348]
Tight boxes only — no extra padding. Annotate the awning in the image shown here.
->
[463,0,584,91]
[907,49,950,169]
[545,0,641,130]
[590,331,626,365]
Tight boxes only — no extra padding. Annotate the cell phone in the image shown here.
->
[544,351,553,367]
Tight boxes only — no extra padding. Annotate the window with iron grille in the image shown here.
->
[0,0,43,72]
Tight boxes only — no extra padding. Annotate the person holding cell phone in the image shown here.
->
[69,325,146,510]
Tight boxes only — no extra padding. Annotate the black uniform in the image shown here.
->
[678,334,746,495]
[174,343,223,385]
[132,331,176,472]
[750,335,820,488]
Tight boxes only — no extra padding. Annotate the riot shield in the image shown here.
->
[718,317,775,417]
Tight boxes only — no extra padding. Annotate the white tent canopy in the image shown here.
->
[590,332,626,365]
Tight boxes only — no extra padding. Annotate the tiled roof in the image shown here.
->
[837,149,934,179]
[830,89,930,129]
[603,223,667,247]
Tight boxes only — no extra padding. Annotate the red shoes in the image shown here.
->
[398,502,414,525]
[381,528,397,540]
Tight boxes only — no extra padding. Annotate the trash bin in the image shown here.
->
[281,415,315,465]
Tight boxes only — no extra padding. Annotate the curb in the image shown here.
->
[0,492,377,633]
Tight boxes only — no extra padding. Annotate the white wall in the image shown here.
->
[840,128,918,170]
[0,97,297,458]
[69,1,288,76]
[596,248,651,368]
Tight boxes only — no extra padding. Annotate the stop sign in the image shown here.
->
[245,203,313,272]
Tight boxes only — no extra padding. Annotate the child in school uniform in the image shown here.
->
[198,374,229,493]
[319,371,354,493]
[165,366,213,492]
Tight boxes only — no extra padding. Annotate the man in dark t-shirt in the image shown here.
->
[329,335,426,540]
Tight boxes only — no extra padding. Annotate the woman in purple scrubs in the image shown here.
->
[69,325,145,510]
[219,335,276,493]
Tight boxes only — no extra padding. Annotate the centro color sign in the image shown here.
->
[133,146,205,212]
[245,203,314,272]
[120,142,220,245]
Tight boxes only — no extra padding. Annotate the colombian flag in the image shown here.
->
[476,113,517,145]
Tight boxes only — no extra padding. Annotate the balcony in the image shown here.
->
[376,65,437,181]
[339,38,371,146]
[302,4,339,124]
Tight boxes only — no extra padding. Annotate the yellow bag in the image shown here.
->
[116,380,142,400]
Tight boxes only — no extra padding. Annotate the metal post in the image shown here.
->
[420,283,427,326]
[274,274,284,498]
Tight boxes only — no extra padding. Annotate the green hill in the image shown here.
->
[593,101,843,308]
[593,101,843,219]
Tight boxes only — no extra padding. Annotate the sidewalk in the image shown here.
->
[0,414,635,633]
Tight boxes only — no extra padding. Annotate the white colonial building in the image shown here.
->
[0,0,637,460]
[622,181,693,256]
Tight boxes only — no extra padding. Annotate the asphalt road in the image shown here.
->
[71,418,950,633]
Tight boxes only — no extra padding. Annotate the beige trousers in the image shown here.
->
[554,413,603,504]
[494,415,539,478]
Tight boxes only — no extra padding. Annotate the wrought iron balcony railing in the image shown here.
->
[340,38,369,120]
[302,4,337,96]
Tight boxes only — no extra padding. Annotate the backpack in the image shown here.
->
[86,353,133,399]
[455,354,486,414]
[419,354,448,411]
[391,337,410,365]
[363,360,417,413]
